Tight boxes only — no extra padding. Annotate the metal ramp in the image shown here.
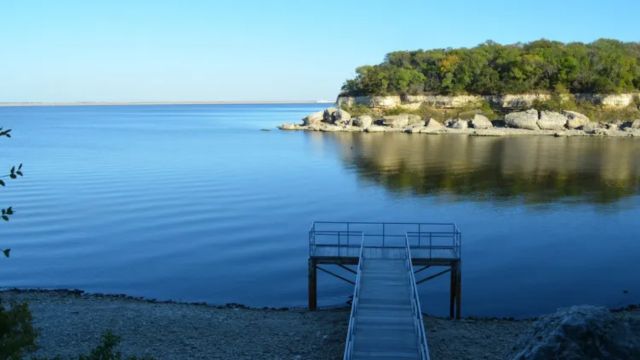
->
[344,236,430,359]
[306,221,462,359]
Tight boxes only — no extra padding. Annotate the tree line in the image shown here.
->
[341,39,640,96]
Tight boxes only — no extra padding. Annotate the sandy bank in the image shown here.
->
[0,289,538,360]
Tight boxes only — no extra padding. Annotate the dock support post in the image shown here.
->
[308,258,317,310]
[456,261,462,320]
[449,263,456,319]
[448,261,462,320]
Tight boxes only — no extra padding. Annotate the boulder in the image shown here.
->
[318,124,341,132]
[632,119,640,129]
[537,111,568,130]
[563,110,590,129]
[511,305,640,360]
[322,107,337,122]
[352,115,373,128]
[405,126,425,134]
[278,123,301,130]
[607,120,623,130]
[607,124,620,131]
[582,122,604,134]
[424,118,444,130]
[381,114,409,128]
[449,119,468,129]
[302,111,324,126]
[505,109,540,130]
[365,125,387,133]
[470,114,493,129]
[333,109,352,125]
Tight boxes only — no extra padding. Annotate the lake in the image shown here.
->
[1,104,639,317]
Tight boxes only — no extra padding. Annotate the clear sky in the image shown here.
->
[2,0,639,102]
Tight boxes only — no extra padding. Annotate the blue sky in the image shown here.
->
[1,0,639,102]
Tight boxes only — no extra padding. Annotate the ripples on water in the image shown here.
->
[1,104,639,317]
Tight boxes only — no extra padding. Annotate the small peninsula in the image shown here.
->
[281,39,640,137]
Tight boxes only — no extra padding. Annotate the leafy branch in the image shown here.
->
[1,126,23,258]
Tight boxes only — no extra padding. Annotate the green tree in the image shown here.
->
[340,39,640,96]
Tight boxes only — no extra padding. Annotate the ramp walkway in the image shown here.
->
[307,221,462,360]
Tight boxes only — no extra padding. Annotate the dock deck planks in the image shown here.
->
[349,253,425,359]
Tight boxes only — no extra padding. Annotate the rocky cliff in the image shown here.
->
[337,93,640,111]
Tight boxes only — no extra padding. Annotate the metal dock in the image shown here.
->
[307,221,462,360]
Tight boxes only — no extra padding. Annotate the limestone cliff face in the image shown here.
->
[337,93,639,110]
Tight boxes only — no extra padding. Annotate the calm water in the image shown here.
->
[1,104,639,317]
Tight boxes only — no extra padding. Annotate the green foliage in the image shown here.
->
[531,94,577,112]
[382,106,411,116]
[1,123,24,257]
[0,301,37,360]
[73,331,154,360]
[31,330,155,360]
[342,39,640,96]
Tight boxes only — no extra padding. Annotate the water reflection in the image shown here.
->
[315,132,640,203]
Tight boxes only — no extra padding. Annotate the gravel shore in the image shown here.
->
[1,290,533,359]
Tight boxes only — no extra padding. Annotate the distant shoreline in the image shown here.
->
[0,100,334,108]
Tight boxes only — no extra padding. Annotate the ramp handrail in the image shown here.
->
[405,233,431,360]
[343,232,366,360]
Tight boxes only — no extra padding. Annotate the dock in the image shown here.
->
[308,221,462,360]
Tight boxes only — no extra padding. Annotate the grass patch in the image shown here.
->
[533,94,640,122]
[339,104,374,117]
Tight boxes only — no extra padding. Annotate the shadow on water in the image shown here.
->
[311,132,640,204]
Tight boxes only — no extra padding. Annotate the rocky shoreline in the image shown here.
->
[1,289,639,359]
[280,107,640,137]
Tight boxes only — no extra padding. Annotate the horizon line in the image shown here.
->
[0,100,337,108]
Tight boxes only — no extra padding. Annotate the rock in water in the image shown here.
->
[470,114,493,129]
[563,110,590,129]
[425,118,444,130]
[278,123,301,130]
[631,119,640,129]
[450,119,468,129]
[505,109,540,130]
[381,114,409,128]
[302,111,324,126]
[332,109,352,125]
[323,107,337,122]
[582,122,604,134]
[352,115,373,128]
[405,125,424,134]
[537,111,567,130]
[365,125,387,132]
[511,305,640,360]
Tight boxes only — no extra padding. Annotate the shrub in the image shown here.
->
[532,94,578,112]
[75,331,154,360]
[339,103,373,117]
[0,300,37,360]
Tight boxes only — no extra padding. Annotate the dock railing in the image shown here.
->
[309,221,461,260]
